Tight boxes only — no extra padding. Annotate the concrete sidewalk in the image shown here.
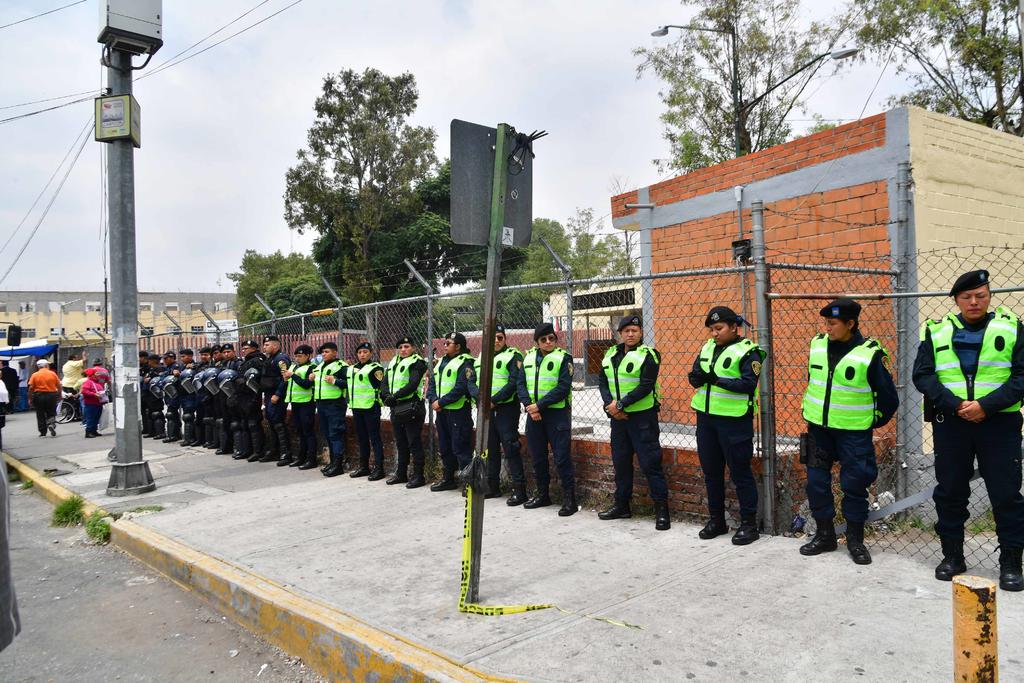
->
[3,412,1023,682]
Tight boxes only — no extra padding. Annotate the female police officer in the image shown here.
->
[688,306,765,545]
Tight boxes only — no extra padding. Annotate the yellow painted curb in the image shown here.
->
[3,452,106,518]
[4,452,518,682]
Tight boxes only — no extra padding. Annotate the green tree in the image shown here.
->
[635,0,848,173]
[852,0,1022,135]
[284,68,438,304]
[227,250,322,324]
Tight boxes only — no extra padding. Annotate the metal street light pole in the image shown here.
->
[58,298,83,340]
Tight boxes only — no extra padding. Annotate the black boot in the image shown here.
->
[699,516,728,540]
[297,450,319,470]
[367,468,385,481]
[274,424,293,466]
[524,488,552,509]
[430,470,457,492]
[181,415,197,446]
[231,429,251,460]
[388,452,409,485]
[845,521,872,565]
[405,461,425,489]
[654,500,671,531]
[150,412,165,439]
[249,424,267,462]
[935,537,967,581]
[350,456,371,478]
[322,452,344,477]
[732,515,759,545]
[215,419,231,454]
[598,500,632,520]
[999,547,1024,592]
[506,485,527,507]
[484,479,501,500]
[800,518,839,556]
[262,423,280,460]
[558,489,578,517]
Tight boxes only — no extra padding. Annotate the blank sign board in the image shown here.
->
[450,119,533,247]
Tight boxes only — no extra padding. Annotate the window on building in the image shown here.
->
[165,302,179,312]
[48,301,61,313]
[86,327,103,335]
[49,327,65,336]
[139,302,153,313]
[0,303,6,314]
[21,328,35,338]
[214,302,228,312]
[168,326,181,334]
[140,327,153,336]
[18,302,36,313]
[190,302,203,314]
[191,325,205,335]
[86,301,102,312]
[0,330,6,339]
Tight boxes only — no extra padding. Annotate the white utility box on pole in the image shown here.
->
[98,0,163,56]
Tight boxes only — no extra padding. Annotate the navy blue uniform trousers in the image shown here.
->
[352,405,385,470]
[805,424,877,523]
[487,401,525,486]
[437,404,474,473]
[696,412,758,517]
[934,411,1024,548]
[316,399,346,460]
[611,408,668,504]
[525,406,574,493]
[290,402,317,459]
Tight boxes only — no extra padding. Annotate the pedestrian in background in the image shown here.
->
[28,359,60,437]
[80,367,110,438]
[0,362,17,415]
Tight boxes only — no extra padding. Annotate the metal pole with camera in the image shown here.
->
[98,2,162,496]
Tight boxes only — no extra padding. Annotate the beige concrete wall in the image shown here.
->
[909,107,1024,251]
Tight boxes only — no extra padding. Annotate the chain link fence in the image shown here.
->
[137,237,1024,569]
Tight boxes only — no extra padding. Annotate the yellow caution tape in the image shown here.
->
[457,451,643,629]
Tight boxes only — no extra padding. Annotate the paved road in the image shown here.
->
[0,482,325,683]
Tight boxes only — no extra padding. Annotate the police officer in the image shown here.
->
[517,322,577,516]
[380,336,428,488]
[312,342,348,477]
[161,352,184,443]
[195,347,218,449]
[215,343,239,455]
[599,315,671,531]
[347,342,386,480]
[144,354,165,439]
[261,336,291,465]
[913,270,1024,591]
[179,348,201,446]
[685,307,765,542]
[281,344,318,469]
[139,351,152,436]
[799,298,898,565]
[234,340,267,462]
[469,324,526,503]
[427,332,476,492]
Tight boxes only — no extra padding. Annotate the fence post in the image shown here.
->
[751,200,777,534]
[199,307,221,349]
[320,276,343,353]
[539,236,573,355]
[405,260,436,461]
[894,161,918,505]
[254,294,276,335]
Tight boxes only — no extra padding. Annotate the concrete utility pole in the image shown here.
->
[105,47,154,496]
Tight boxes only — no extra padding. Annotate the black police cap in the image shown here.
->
[446,332,468,349]
[534,322,556,341]
[198,347,212,355]
[819,298,862,320]
[181,348,194,356]
[704,306,742,327]
[395,336,414,348]
[163,351,176,358]
[318,342,338,352]
[617,315,643,332]
[294,344,314,355]
[264,335,280,343]
[138,350,149,358]
[495,323,506,334]
[220,343,234,351]
[950,270,990,297]
[356,341,372,352]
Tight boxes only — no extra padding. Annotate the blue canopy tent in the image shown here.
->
[0,339,58,359]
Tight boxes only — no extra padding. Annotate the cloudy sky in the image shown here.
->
[0,0,910,294]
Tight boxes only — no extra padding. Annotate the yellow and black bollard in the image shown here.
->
[953,575,998,682]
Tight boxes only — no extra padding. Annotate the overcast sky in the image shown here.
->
[0,0,911,294]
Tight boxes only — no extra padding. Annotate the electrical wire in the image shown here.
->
[0,89,101,112]
[0,0,86,31]
[0,94,95,125]
[0,123,91,286]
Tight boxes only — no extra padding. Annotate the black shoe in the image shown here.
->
[322,458,343,477]
[215,448,230,455]
[247,452,263,463]
[85,432,97,439]
[506,485,527,506]
[845,522,872,565]
[935,538,967,581]
[430,477,457,492]
[999,547,1024,592]
[654,500,671,531]
[800,519,838,556]
[558,490,578,517]
[258,453,277,463]
[367,469,385,482]
[698,517,728,540]
[297,457,319,470]
[405,474,425,489]
[276,456,294,467]
[349,467,370,478]
[386,472,408,485]
[231,452,250,460]
[524,492,552,509]
[732,517,759,545]
[288,455,305,468]
[598,501,632,521]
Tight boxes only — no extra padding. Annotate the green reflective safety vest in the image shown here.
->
[923,305,1021,412]
[386,354,424,402]
[285,363,313,404]
[433,353,473,410]
[602,344,661,412]
[347,362,382,409]
[689,338,764,417]
[801,335,887,430]
[523,347,571,409]
[313,359,347,401]
[474,346,522,405]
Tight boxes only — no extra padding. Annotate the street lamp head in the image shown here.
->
[651,26,669,37]
[830,47,860,60]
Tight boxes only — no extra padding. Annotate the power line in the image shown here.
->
[0,0,86,31]
[0,94,95,125]
[0,89,100,112]
[0,122,92,286]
